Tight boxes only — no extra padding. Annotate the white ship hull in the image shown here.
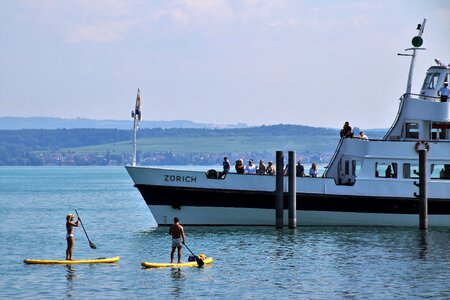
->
[125,160,450,226]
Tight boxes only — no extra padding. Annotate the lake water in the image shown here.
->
[1,166,449,299]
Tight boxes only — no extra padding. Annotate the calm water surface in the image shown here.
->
[0,166,449,299]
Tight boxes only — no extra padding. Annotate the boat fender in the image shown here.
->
[415,140,430,152]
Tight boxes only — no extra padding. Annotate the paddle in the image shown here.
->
[182,242,204,267]
[74,209,97,249]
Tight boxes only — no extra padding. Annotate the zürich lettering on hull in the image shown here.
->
[126,20,450,226]
[164,175,197,183]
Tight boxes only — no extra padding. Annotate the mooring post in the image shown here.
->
[275,151,284,229]
[418,149,428,230]
[288,151,297,229]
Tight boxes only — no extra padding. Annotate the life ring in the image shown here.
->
[415,140,430,152]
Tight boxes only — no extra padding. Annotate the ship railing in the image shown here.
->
[406,93,441,102]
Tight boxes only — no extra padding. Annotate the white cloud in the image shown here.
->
[65,19,136,43]
[168,0,235,24]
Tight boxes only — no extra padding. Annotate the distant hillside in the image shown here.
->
[0,125,386,166]
[0,117,247,130]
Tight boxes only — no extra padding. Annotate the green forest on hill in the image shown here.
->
[0,125,385,166]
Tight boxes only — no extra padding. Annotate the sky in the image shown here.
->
[0,0,449,129]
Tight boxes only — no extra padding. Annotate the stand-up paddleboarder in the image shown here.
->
[169,217,186,263]
[66,214,80,260]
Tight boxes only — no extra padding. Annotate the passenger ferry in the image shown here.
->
[126,20,450,226]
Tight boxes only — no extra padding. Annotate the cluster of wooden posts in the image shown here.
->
[275,150,296,229]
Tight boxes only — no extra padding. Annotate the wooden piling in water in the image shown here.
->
[288,151,297,229]
[418,149,428,230]
[275,151,284,229]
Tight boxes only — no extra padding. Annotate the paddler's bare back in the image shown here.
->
[169,223,184,239]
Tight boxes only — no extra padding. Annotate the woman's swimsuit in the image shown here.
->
[66,223,74,239]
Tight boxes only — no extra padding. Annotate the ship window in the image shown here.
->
[431,164,450,180]
[375,162,397,178]
[403,163,419,179]
[352,160,361,176]
[431,123,450,140]
[405,122,419,139]
[345,160,350,175]
[421,72,440,90]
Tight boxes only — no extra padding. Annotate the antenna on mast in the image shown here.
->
[397,19,427,95]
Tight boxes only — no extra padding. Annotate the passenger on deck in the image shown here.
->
[257,160,266,175]
[283,163,289,176]
[266,161,276,175]
[385,165,393,178]
[438,82,449,102]
[359,131,369,140]
[340,121,354,138]
[245,159,257,175]
[309,163,318,177]
[222,157,231,174]
[296,161,305,177]
[235,159,245,174]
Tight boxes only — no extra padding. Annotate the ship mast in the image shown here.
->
[131,89,141,167]
[400,19,427,95]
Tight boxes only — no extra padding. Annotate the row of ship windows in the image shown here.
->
[343,160,450,180]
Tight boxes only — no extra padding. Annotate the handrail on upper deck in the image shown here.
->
[405,93,441,102]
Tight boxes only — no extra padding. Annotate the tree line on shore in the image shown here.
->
[0,125,384,166]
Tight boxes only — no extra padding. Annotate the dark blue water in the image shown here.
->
[1,167,449,299]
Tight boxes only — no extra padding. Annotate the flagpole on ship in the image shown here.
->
[131,89,141,167]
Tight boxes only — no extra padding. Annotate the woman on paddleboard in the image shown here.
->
[66,213,80,260]
[169,217,186,264]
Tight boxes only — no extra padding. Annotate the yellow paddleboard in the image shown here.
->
[141,257,213,268]
[23,256,120,265]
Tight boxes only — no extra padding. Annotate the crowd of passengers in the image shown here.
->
[222,157,319,177]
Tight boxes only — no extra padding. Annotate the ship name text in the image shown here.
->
[164,175,197,183]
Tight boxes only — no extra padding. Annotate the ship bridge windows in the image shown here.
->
[421,72,440,90]
[375,162,398,178]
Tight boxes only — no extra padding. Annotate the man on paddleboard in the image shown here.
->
[66,214,80,260]
[169,217,186,263]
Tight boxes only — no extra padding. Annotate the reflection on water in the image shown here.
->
[170,268,185,297]
[66,265,76,298]
[418,230,429,260]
